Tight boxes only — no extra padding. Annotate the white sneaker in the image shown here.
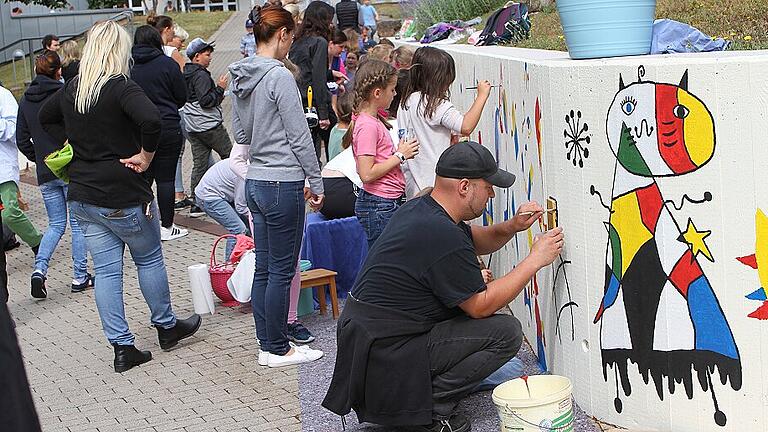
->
[258,350,268,366]
[160,224,189,241]
[267,345,324,368]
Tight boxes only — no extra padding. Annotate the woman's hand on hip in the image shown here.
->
[120,150,154,173]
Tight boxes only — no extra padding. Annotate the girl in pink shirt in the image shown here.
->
[342,60,419,247]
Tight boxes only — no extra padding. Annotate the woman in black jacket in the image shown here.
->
[39,21,201,373]
[289,1,343,164]
[17,51,92,299]
[130,25,188,241]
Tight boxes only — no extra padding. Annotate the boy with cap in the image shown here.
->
[183,38,232,217]
[240,19,256,58]
[322,141,565,432]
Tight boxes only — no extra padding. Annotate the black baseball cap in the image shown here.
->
[435,141,516,188]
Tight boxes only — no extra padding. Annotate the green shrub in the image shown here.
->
[408,0,509,34]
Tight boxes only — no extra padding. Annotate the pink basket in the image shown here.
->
[209,235,240,307]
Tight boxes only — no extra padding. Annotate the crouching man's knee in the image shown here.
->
[487,314,523,358]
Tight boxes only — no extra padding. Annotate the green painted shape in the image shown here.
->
[552,410,574,427]
[617,122,652,176]
[608,224,622,280]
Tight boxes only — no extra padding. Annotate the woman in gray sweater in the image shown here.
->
[230,5,324,368]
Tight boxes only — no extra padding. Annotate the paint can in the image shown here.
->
[557,0,656,59]
[491,375,573,432]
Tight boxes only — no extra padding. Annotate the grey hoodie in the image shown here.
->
[229,56,323,195]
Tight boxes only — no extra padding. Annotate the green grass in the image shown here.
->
[406,0,768,51]
[510,0,768,51]
[1,11,233,99]
[375,2,404,20]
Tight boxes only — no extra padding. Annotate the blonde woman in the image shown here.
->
[39,21,201,373]
[59,40,81,83]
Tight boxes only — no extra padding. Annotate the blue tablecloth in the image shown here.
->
[301,212,368,303]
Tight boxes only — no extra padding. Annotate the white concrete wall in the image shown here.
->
[424,44,768,431]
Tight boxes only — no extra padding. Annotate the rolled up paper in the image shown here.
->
[188,263,216,315]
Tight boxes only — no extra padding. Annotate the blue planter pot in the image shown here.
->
[558,0,657,59]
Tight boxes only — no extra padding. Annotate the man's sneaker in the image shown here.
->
[160,224,189,241]
[267,344,323,367]
[174,197,193,210]
[71,273,94,293]
[411,414,471,432]
[31,272,47,299]
[188,205,205,218]
[287,322,316,344]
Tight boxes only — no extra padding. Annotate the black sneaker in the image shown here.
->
[174,197,193,210]
[287,322,316,344]
[72,273,94,293]
[31,272,47,299]
[188,205,205,218]
[411,415,470,432]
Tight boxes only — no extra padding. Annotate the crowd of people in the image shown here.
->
[0,2,567,431]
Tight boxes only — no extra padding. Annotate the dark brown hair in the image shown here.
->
[35,51,61,79]
[329,29,348,45]
[250,4,295,44]
[399,46,455,119]
[295,1,334,41]
[146,12,173,31]
[341,59,397,149]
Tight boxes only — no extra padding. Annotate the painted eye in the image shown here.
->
[673,104,690,119]
[622,101,635,115]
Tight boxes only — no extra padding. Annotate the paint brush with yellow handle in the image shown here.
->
[305,85,319,128]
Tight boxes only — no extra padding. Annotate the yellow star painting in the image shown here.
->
[678,217,714,262]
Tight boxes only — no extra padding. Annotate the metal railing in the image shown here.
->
[0,10,133,90]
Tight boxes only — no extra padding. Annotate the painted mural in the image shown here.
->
[440,44,767,430]
[592,68,741,426]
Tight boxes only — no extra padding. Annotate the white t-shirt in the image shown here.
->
[323,147,363,188]
[396,92,464,198]
[194,159,248,217]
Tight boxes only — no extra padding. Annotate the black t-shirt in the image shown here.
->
[353,195,487,323]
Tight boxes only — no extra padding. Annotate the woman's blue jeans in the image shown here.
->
[70,200,176,346]
[245,180,304,356]
[35,179,87,281]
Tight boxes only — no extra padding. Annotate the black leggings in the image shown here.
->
[146,127,184,228]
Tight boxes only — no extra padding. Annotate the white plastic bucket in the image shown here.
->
[492,375,573,432]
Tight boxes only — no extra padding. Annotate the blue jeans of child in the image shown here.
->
[198,198,248,258]
[35,179,87,281]
[245,180,305,356]
[354,189,404,249]
[70,201,176,346]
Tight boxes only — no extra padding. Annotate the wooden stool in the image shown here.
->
[300,269,340,319]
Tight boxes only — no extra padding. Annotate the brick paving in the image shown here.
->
[10,10,302,432]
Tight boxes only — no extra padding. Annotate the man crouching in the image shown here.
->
[322,141,564,431]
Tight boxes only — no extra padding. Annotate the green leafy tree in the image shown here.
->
[10,0,71,10]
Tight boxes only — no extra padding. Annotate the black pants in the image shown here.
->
[146,127,184,228]
[319,177,356,220]
[428,314,522,418]
[312,108,337,165]
[0,294,41,431]
[0,219,7,304]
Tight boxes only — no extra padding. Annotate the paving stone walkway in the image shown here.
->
[11,10,302,432]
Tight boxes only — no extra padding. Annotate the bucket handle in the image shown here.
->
[501,404,573,431]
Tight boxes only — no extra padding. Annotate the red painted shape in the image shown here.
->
[748,301,768,319]
[669,249,703,297]
[656,84,696,173]
[636,183,664,234]
[478,130,483,145]
[737,254,758,269]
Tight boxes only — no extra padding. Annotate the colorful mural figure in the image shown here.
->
[593,68,741,427]
[737,209,768,319]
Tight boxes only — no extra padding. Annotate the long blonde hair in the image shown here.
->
[75,21,132,114]
[59,40,81,67]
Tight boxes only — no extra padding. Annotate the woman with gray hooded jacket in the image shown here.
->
[229,4,324,368]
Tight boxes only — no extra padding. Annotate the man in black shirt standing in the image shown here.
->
[323,141,565,432]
